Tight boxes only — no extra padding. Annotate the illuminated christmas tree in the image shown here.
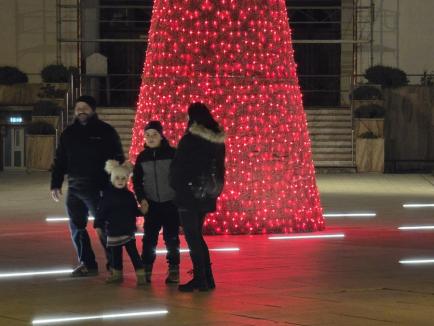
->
[130,0,325,234]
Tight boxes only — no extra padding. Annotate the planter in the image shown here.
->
[37,97,65,108]
[32,116,59,129]
[356,138,384,172]
[0,84,41,105]
[353,99,384,111]
[38,83,68,100]
[355,118,384,138]
[25,135,55,171]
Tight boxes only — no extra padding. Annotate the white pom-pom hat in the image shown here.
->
[105,160,133,184]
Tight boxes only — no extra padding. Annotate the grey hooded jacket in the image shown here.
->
[132,140,176,203]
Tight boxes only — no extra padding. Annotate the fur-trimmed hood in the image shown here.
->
[189,122,226,144]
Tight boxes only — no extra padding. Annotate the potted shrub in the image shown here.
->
[39,64,69,100]
[0,66,39,105]
[41,64,69,83]
[356,131,384,173]
[351,84,384,114]
[0,66,28,85]
[350,84,383,101]
[32,100,61,128]
[25,121,56,171]
[364,65,409,88]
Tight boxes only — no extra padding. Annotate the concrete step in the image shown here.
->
[313,160,354,167]
[308,121,351,128]
[309,128,352,135]
[306,114,351,121]
[312,147,352,154]
[310,134,352,141]
[311,140,352,147]
[313,153,353,161]
[106,124,134,129]
[305,108,351,115]
[113,127,134,134]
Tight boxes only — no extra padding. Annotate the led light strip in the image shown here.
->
[155,247,240,254]
[0,269,73,279]
[398,225,434,230]
[403,203,434,208]
[46,217,95,222]
[32,310,169,325]
[269,233,345,240]
[324,213,376,218]
[399,259,434,264]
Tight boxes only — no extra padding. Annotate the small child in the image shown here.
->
[132,121,180,284]
[94,160,145,285]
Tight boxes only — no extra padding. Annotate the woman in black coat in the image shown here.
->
[170,102,226,292]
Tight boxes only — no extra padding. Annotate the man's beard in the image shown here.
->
[76,113,92,124]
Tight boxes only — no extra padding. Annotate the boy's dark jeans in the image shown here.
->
[142,201,180,266]
[110,239,143,271]
[66,186,111,269]
[178,208,210,276]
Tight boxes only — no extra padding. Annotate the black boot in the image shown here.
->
[144,264,153,283]
[178,269,208,292]
[165,264,179,284]
[206,264,215,290]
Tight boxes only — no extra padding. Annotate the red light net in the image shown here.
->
[130,0,325,234]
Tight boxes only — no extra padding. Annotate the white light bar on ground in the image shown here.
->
[403,204,434,208]
[46,217,95,222]
[324,213,376,218]
[399,259,434,264]
[156,247,240,254]
[398,225,434,230]
[32,310,168,325]
[269,233,345,240]
[0,269,73,279]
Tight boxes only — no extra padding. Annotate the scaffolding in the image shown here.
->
[55,0,375,107]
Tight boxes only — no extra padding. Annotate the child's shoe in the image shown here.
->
[136,269,146,286]
[105,269,123,284]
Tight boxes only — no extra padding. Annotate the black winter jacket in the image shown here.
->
[170,123,226,212]
[94,185,142,236]
[132,140,176,203]
[50,115,124,190]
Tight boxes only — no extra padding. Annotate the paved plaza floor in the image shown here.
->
[1,171,434,325]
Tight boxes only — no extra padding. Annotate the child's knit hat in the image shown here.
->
[105,160,133,184]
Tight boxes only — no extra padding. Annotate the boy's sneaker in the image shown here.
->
[71,264,98,277]
[144,264,153,283]
[136,270,146,286]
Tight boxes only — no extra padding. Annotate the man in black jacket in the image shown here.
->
[50,95,124,277]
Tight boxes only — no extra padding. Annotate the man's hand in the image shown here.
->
[95,228,103,238]
[140,199,149,215]
[51,188,62,202]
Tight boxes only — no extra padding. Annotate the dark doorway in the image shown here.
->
[288,0,342,107]
[97,0,342,107]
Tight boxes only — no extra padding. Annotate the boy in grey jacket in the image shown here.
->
[132,121,180,284]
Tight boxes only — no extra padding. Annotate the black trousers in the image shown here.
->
[141,201,180,266]
[66,186,111,269]
[110,239,143,271]
[178,208,210,276]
